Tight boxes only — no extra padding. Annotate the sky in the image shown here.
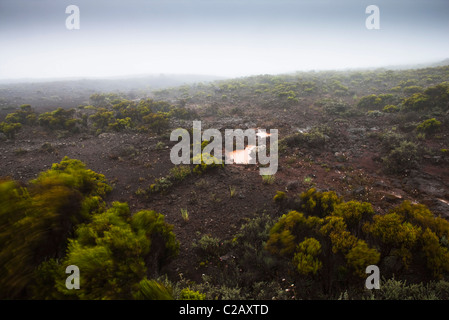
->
[0,0,448,80]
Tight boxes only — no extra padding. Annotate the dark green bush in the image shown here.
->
[0,157,111,299]
[382,140,420,173]
[416,118,441,135]
[39,108,79,132]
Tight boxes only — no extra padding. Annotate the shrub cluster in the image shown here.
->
[0,157,178,300]
[266,188,449,297]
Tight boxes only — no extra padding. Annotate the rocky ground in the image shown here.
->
[1,97,448,282]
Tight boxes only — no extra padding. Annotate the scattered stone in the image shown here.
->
[334,152,347,162]
[381,191,403,203]
[404,175,447,198]
[374,180,388,189]
[98,133,115,139]
[353,186,365,195]
[422,198,449,219]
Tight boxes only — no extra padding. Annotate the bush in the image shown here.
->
[364,200,449,278]
[265,189,382,297]
[280,127,328,150]
[3,104,37,126]
[380,131,406,152]
[55,202,179,299]
[170,165,192,181]
[0,122,22,139]
[299,188,342,218]
[401,83,449,112]
[193,235,222,259]
[150,177,173,193]
[293,237,322,276]
[368,278,444,300]
[416,118,441,135]
[321,100,350,115]
[367,110,383,118]
[180,288,206,300]
[192,153,223,174]
[403,86,424,94]
[0,157,111,299]
[332,201,374,233]
[143,112,170,134]
[108,117,133,132]
[262,175,275,185]
[273,191,286,203]
[382,141,420,173]
[39,108,79,131]
[230,214,278,285]
[264,187,449,294]
[133,278,174,300]
[358,94,397,110]
[383,105,400,113]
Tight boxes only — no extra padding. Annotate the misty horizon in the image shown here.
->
[1,0,449,80]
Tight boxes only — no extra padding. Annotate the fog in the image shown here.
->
[0,0,448,80]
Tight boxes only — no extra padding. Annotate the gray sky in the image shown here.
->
[0,0,448,80]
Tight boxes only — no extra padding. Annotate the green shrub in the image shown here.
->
[108,117,133,132]
[383,105,400,113]
[380,131,406,151]
[367,110,383,118]
[280,127,329,150]
[262,175,275,185]
[0,157,111,299]
[180,288,206,300]
[332,201,374,232]
[39,108,78,131]
[192,153,223,174]
[150,177,173,193]
[143,112,169,134]
[299,188,342,218]
[133,278,174,300]
[170,165,192,181]
[403,86,424,94]
[181,208,189,222]
[416,118,441,135]
[56,202,179,299]
[382,141,419,173]
[0,122,22,139]
[3,105,37,126]
[265,189,383,295]
[402,93,430,111]
[293,237,322,276]
[358,94,397,110]
[368,278,441,300]
[193,235,222,259]
[364,200,449,278]
[273,191,286,202]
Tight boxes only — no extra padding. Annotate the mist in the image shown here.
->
[1,0,448,80]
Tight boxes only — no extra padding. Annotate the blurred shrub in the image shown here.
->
[0,157,111,299]
[133,278,174,300]
[50,202,179,299]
